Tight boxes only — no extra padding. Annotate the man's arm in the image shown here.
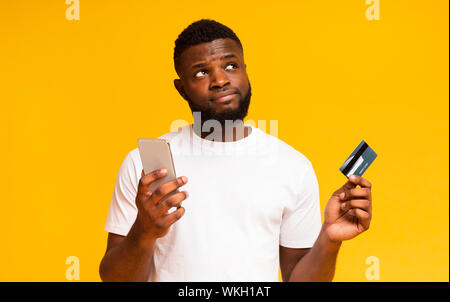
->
[99,169,189,282]
[99,221,157,282]
[280,228,341,282]
[281,175,372,282]
[279,246,310,281]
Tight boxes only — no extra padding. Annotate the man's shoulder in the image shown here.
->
[257,129,313,169]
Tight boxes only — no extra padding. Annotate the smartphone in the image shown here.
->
[137,138,178,195]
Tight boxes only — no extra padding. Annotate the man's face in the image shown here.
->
[174,38,251,125]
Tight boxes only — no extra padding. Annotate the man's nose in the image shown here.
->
[209,68,230,89]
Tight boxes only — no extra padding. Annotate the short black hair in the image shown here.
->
[174,19,243,74]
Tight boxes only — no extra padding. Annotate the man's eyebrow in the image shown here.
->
[190,54,238,69]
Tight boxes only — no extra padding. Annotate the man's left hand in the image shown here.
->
[322,175,372,243]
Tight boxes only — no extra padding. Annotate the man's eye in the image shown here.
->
[225,63,237,71]
[194,70,207,78]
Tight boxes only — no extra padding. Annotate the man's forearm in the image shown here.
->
[288,226,342,282]
[99,221,156,282]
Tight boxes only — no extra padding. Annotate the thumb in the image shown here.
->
[332,180,355,198]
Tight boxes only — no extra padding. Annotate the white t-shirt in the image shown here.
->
[104,124,322,281]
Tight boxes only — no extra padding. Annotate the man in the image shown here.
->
[99,19,372,282]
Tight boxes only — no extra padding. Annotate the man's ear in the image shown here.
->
[174,79,188,101]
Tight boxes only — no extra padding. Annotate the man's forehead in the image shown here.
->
[180,38,242,67]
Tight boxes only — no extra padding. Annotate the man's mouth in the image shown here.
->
[213,93,237,103]
[211,90,239,104]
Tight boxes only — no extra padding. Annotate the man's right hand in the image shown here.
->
[134,168,189,240]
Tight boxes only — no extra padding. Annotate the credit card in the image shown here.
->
[339,140,377,178]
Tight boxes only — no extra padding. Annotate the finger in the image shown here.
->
[343,179,358,190]
[338,187,351,201]
[156,191,189,214]
[334,180,356,197]
[158,206,186,228]
[346,187,371,200]
[352,208,371,230]
[151,176,188,204]
[348,175,372,189]
[139,168,167,191]
[137,168,168,202]
[341,199,371,212]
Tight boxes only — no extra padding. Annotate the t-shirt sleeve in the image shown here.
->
[104,151,140,236]
[279,163,322,248]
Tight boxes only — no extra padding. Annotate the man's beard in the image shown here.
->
[186,82,252,128]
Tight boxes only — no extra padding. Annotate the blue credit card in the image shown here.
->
[340,140,377,178]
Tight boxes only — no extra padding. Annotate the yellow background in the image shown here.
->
[0,0,448,282]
